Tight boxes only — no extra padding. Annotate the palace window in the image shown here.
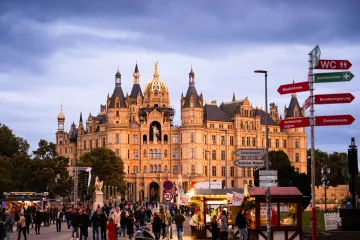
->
[70,147,72,153]
[212,150,217,160]
[242,137,245,146]
[102,138,106,147]
[181,134,183,143]
[242,168,246,177]
[221,166,225,177]
[230,166,235,177]
[150,149,154,159]
[221,136,225,145]
[173,134,178,144]
[115,134,120,144]
[283,140,287,148]
[133,166,138,173]
[219,124,224,129]
[210,124,214,129]
[212,135,216,145]
[230,136,234,146]
[153,149,157,159]
[252,137,256,147]
[127,149,130,159]
[128,134,130,144]
[143,149,147,158]
[231,180,235,188]
[295,139,299,148]
[228,125,233,129]
[191,148,195,158]
[133,135,138,144]
[295,153,300,162]
[95,139,99,148]
[133,150,138,160]
[157,149,161,159]
[173,149,179,159]
[212,166,217,177]
[143,134,147,143]
[190,110,194,116]
[246,137,250,146]
[247,168,252,177]
[164,134,168,143]
[173,165,179,174]
[115,149,119,157]
[205,166,208,176]
[204,135,207,144]
[268,139,272,148]
[59,148,62,154]
[191,165,195,174]
[275,139,279,148]
[221,150,225,160]
[240,122,243,129]
[181,149,183,158]
[116,111,119,116]
[191,133,195,143]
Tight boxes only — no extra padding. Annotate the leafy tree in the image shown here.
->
[31,139,73,197]
[77,148,126,199]
[0,123,29,158]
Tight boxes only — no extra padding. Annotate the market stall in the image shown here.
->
[247,187,303,240]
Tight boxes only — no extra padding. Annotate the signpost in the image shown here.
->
[304,97,311,110]
[178,189,184,195]
[163,180,174,191]
[259,170,278,188]
[234,148,265,158]
[233,159,265,168]
[277,81,309,94]
[314,60,352,70]
[163,191,173,202]
[316,115,355,126]
[314,71,354,83]
[314,93,355,105]
[279,117,310,129]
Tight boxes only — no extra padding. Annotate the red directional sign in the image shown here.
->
[279,117,310,129]
[314,93,355,105]
[316,115,355,126]
[277,81,309,95]
[314,60,352,70]
[304,97,311,110]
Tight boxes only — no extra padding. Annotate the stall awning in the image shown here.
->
[193,188,244,196]
[249,187,302,196]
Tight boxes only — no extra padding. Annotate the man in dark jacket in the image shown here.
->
[90,211,101,240]
[71,209,81,239]
[173,211,185,240]
[34,209,42,235]
[56,207,64,232]
[236,210,249,240]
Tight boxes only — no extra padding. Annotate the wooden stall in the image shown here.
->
[247,187,303,240]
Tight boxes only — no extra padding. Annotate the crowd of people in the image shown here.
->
[0,201,189,240]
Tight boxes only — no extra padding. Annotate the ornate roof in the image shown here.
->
[57,105,65,120]
[144,62,168,93]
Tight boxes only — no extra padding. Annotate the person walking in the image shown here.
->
[189,212,198,236]
[56,207,63,232]
[98,209,108,240]
[71,208,81,240]
[236,209,249,240]
[17,213,27,240]
[219,210,228,240]
[152,212,162,240]
[90,211,101,240]
[173,211,185,240]
[120,210,127,237]
[106,218,117,240]
[34,208,42,235]
[165,210,172,240]
[79,210,90,240]
[24,210,31,235]
[210,216,219,240]
[126,211,134,240]
[4,211,14,240]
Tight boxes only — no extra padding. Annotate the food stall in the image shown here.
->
[247,187,303,240]
[188,188,244,239]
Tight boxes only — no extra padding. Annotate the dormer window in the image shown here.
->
[116,102,120,108]
[190,102,194,107]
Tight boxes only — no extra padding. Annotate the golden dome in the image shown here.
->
[144,62,168,93]
[57,105,65,120]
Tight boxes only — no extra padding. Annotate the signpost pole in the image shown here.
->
[255,69,271,240]
[309,48,317,240]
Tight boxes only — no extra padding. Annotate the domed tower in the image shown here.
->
[56,105,66,154]
[107,67,130,126]
[180,65,204,126]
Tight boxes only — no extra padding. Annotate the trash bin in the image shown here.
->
[195,225,207,240]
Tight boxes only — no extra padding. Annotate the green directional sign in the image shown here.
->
[314,71,354,83]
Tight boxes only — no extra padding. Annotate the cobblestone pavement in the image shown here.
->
[9,214,194,240]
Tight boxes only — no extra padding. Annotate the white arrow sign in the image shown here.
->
[234,148,265,157]
[234,159,265,168]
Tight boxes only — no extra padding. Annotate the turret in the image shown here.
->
[57,105,65,132]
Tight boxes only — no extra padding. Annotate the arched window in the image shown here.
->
[164,149,168,158]
[154,164,158,172]
[164,165,168,172]
[153,149,157,159]
[149,164,153,173]
[164,134,168,143]
[143,166,147,173]
[150,149,153,159]
[143,134,147,143]
[157,149,161,159]
[143,149,147,158]
[158,164,161,172]
[240,122,243,129]
[245,122,248,130]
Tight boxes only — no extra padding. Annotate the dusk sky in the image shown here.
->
[0,0,359,153]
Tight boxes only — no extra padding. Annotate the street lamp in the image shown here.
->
[254,69,271,240]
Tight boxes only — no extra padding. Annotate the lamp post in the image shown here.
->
[255,69,271,240]
[205,150,211,189]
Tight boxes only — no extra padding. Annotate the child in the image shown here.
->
[228,225,234,240]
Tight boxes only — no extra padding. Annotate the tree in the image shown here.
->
[31,139,73,197]
[0,123,29,158]
[77,148,126,199]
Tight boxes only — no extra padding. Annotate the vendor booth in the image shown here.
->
[187,187,303,240]
[247,187,303,240]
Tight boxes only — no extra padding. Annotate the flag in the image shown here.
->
[85,167,92,188]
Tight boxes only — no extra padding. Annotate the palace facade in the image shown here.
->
[56,63,307,201]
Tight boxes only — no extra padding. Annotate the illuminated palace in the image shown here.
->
[56,63,307,201]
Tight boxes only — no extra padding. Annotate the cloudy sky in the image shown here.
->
[0,0,359,153]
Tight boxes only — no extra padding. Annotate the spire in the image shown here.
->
[115,66,121,86]
[57,105,65,121]
[232,92,236,102]
[133,61,140,84]
[153,62,159,78]
[291,78,296,97]
[79,112,83,122]
[189,64,195,86]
